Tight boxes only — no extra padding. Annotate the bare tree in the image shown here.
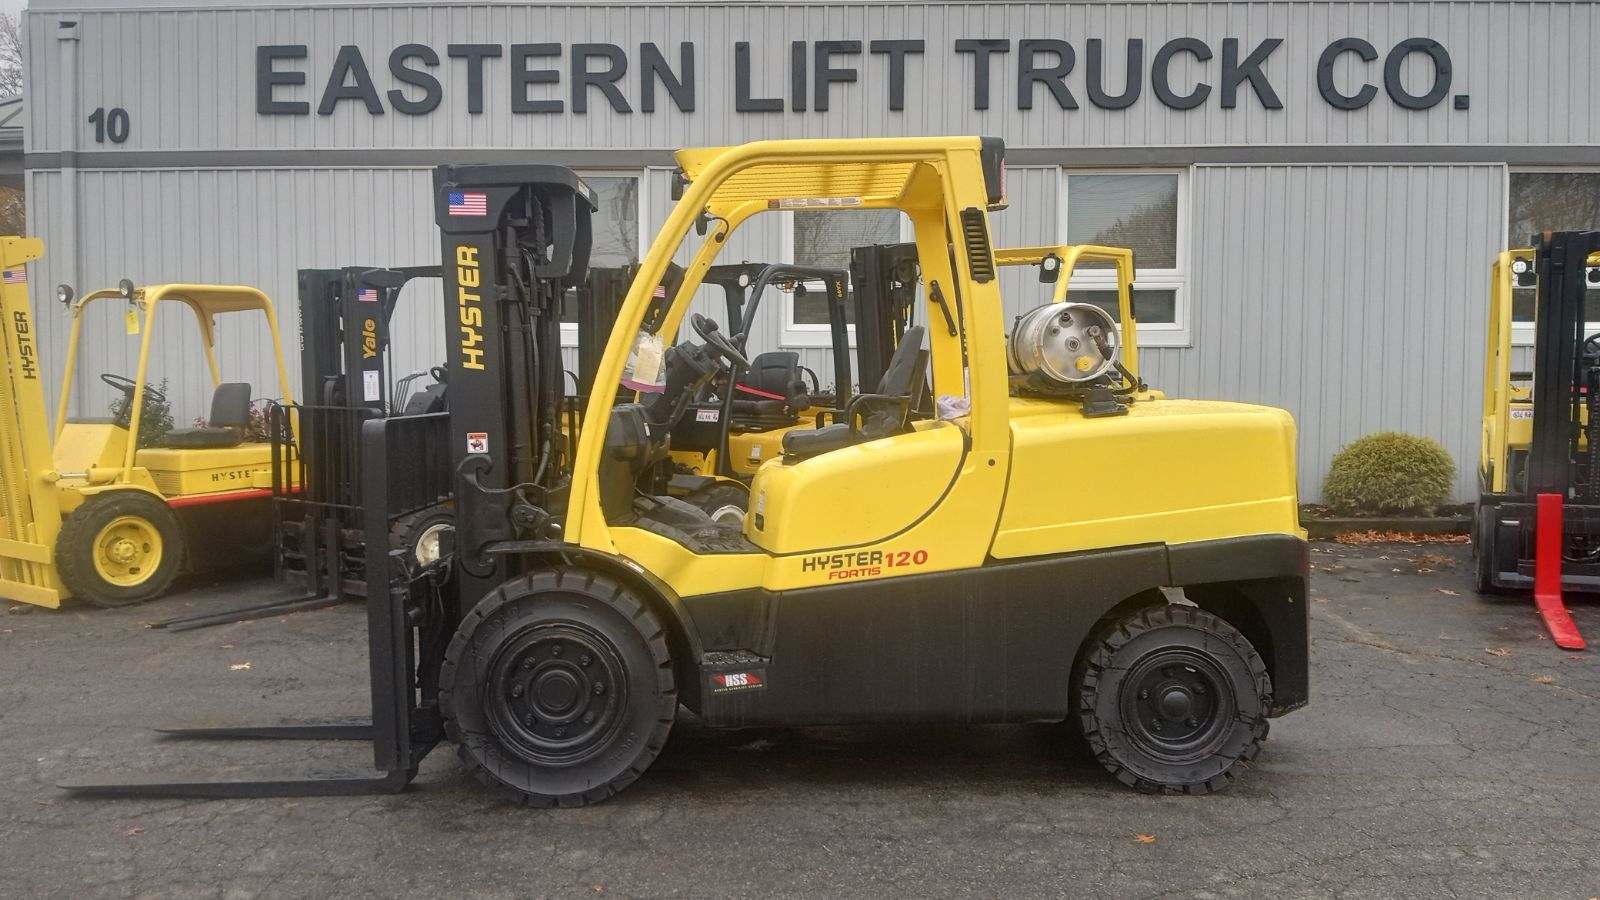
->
[0,13,20,98]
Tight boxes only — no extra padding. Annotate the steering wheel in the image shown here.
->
[101,373,165,402]
[690,313,751,370]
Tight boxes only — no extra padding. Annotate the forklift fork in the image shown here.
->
[59,416,447,799]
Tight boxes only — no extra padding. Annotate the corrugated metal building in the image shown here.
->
[18,0,1600,499]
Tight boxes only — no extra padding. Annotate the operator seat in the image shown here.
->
[781,326,927,460]
[160,383,252,449]
[730,351,807,424]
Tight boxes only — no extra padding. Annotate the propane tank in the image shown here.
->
[1006,302,1121,385]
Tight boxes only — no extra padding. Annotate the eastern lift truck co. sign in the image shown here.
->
[254,36,1471,119]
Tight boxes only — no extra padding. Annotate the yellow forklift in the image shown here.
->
[1476,234,1600,648]
[0,237,296,608]
[67,138,1309,803]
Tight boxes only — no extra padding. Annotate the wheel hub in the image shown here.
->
[1121,650,1233,760]
[92,515,162,587]
[486,623,628,766]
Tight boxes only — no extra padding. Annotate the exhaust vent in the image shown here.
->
[960,207,994,283]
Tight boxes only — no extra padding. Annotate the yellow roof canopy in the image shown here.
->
[76,283,273,317]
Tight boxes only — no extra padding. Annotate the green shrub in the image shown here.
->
[1323,431,1456,515]
[107,377,174,448]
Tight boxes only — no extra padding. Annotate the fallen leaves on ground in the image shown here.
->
[1535,675,1556,685]
[125,826,143,837]
[1485,647,1511,658]
[1334,530,1469,545]
[1437,589,1460,596]
[1417,553,1455,569]
[229,662,252,671]
[1134,834,1157,844]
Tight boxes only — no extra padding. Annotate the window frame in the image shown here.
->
[1058,166,1191,348]
[560,169,648,347]
[778,208,912,348]
[1506,165,1600,347]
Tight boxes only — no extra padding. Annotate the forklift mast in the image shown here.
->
[1527,230,1600,499]
[297,265,443,413]
[849,242,922,391]
[0,237,62,608]
[433,165,595,603]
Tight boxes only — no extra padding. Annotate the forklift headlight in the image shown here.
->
[1587,266,1600,288]
[55,283,73,305]
[118,278,135,298]
[1511,259,1530,276]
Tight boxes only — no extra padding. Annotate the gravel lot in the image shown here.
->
[4,540,1599,898]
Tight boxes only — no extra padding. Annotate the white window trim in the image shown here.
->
[561,170,648,347]
[778,209,912,348]
[1507,165,1600,347]
[1058,166,1192,348]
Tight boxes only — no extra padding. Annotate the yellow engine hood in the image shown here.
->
[992,397,1303,558]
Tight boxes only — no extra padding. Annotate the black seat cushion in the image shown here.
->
[159,382,252,449]
[746,351,804,402]
[207,383,252,428]
[781,326,927,460]
[160,426,244,449]
[731,398,787,418]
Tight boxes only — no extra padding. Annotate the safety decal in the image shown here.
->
[466,432,488,454]
[696,408,719,422]
[710,669,766,694]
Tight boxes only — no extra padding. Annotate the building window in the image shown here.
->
[1061,170,1187,345]
[561,173,642,331]
[1508,170,1600,326]
[785,209,904,338]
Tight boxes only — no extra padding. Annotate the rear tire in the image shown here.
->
[439,569,677,807]
[56,490,185,609]
[1074,604,1271,795]
[1473,503,1513,598]
[685,482,748,526]
[390,502,453,568]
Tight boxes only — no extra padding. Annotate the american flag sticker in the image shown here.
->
[357,287,378,303]
[3,267,25,285]
[448,190,488,217]
[652,284,667,299]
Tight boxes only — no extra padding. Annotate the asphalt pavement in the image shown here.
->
[3,541,1599,898]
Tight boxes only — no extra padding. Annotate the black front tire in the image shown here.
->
[439,569,677,807]
[1074,604,1271,795]
[56,490,185,609]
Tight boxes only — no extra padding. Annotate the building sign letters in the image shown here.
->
[256,36,1469,118]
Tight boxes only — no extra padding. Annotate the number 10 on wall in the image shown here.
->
[87,107,130,144]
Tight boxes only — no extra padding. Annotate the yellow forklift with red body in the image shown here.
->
[65,138,1308,804]
[0,241,297,609]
